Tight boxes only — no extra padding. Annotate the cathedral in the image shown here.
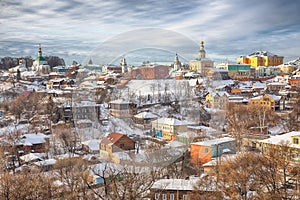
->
[31,44,50,74]
[189,41,214,75]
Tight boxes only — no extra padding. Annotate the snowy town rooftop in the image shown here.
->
[259,131,300,149]
[191,137,235,147]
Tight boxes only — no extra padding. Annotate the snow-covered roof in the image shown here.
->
[20,153,46,162]
[268,125,288,135]
[267,82,287,86]
[164,140,186,148]
[252,82,266,89]
[33,158,56,167]
[250,94,282,101]
[249,51,279,57]
[82,139,100,151]
[259,131,300,149]
[151,178,215,191]
[266,94,282,101]
[76,119,93,124]
[109,99,131,104]
[134,111,158,119]
[18,133,49,146]
[55,153,80,160]
[202,154,236,167]
[153,117,187,126]
[191,137,235,147]
[176,131,199,138]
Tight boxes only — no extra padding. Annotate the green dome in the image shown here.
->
[35,56,46,61]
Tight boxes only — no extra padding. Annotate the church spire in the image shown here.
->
[120,57,127,73]
[38,43,42,57]
[173,53,181,71]
[199,40,206,59]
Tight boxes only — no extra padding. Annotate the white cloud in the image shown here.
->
[0,0,299,64]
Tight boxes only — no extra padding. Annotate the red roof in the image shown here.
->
[101,132,126,145]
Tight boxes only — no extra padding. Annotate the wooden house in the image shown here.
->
[100,132,135,161]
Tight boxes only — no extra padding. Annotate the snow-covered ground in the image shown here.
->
[125,79,200,96]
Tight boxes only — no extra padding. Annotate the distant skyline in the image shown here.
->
[1,0,300,65]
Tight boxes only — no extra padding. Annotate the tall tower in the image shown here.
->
[173,53,181,71]
[38,43,42,57]
[32,44,50,73]
[120,57,127,73]
[198,41,206,59]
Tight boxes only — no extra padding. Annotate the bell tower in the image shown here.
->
[38,43,42,57]
[173,53,181,71]
[198,41,206,59]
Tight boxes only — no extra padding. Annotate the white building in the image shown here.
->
[31,44,50,74]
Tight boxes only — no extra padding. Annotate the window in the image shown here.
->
[293,138,299,145]
[162,194,166,200]
[205,148,209,153]
[155,193,160,200]
[183,194,188,200]
[170,193,175,200]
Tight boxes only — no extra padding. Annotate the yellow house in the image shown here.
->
[151,118,188,140]
[279,64,297,74]
[257,131,300,163]
[205,91,230,108]
[237,51,283,68]
[100,132,135,162]
[248,94,283,111]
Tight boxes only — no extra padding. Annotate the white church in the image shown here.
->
[31,44,50,74]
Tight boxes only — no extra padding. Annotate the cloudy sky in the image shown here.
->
[1,0,299,65]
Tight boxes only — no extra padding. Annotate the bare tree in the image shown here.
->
[0,172,59,200]
[247,103,277,133]
[54,157,92,200]
[226,104,251,151]
[87,163,158,200]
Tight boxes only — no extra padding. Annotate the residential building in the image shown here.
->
[133,111,159,130]
[248,94,284,111]
[241,134,270,151]
[257,131,300,163]
[100,132,135,162]
[202,154,236,175]
[288,75,300,89]
[206,68,229,80]
[102,64,122,73]
[126,64,170,80]
[256,66,282,77]
[190,137,236,165]
[215,62,251,79]
[82,139,100,154]
[175,131,203,145]
[8,59,27,73]
[266,82,287,93]
[279,64,297,75]
[151,118,188,140]
[237,51,284,68]
[14,133,50,154]
[109,99,137,118]
[205,91,230,109]
[150,177,220,200]
[59,101,101,124]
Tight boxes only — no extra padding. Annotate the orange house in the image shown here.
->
[190,137,236,165]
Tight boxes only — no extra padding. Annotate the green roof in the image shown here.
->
[35,56,46,61]
[199,50,206,52]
